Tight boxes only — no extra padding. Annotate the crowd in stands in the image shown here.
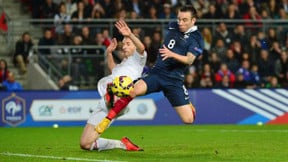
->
[17,0,288,89]
[0,59,23,91]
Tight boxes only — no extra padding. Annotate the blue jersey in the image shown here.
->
[150,22,204,81]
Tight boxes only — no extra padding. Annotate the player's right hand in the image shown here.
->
[107,38,117,54]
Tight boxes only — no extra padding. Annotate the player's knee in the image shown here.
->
[182,116,195,124]
[80,140,91,150]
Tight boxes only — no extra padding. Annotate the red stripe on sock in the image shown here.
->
[107,96,133,119]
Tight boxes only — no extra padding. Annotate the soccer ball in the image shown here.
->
[111,76,134,97]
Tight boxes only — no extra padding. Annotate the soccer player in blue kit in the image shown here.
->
[95,5,204,134]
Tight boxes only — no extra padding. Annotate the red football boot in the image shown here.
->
[121,137,143,151]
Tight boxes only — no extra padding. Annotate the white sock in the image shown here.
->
[90,141,97,150]
[96,138,126,151]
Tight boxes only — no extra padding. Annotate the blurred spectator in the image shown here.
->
[184,73,199,89]
[215,0,229,17]
[230,40,243,62]
[130,0,142,15]
[263,0,281,18]
[159,3,176,19]
[143,35,157,68]
[239,0,259,17]
[267,28,278,43]
[58,74,78,90]
[0,59,10,83]
[211,39,227,61]
[245,35,262,64]
[38,28,56,55]
[215,75,231,88]
[31,0,43,19]
[102,28,112,47]
[71,1,91,33]
[223,3,241,20]
[145,5,158,19]
[242,6,262,34]
[250,64,261,87]
[81,26,94,46]
[82,0,93,18]
[70,35,89,86]
[215,63,236,87]
[236,60,251,82]
[223,49,240,73]
[192,0,209,15]
[214,22,233,47]
[65,0,77,16]
[91,2,105,19]
[234,73,248,88]
[0,11,8,32]
[54,2,71,35]
[13,32,33,74]
[281,0,288,13]
[99,0,116,18]
[232,25,248,47]
[202,27,212,51]
[56,24,74,45]
[241,52,250,62]
[199,63,214,88]
[274,50,288,87]
[41,0,58,19]
[260,9,271,19]
[38,28,56,68]
[2,72,23,91]
[208,52,221,73]
[151,30,162,52]
[94,32,104,46]
[202,4,222,19]
[257,49,275,84]
[269,41,282,63]
[265,76,281,88]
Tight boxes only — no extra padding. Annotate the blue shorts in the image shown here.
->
[142,73,190,107]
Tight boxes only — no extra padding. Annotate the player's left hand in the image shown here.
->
[159,45,174,60]
[115,19,132,37]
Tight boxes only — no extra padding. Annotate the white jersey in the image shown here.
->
[97,50,147,97]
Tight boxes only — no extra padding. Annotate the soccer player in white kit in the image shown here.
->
[80,20,147,151]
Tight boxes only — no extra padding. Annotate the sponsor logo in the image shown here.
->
[30,100,100,121]
[39,105,53,116]
[194,47,203,54]
[2,93,26,126]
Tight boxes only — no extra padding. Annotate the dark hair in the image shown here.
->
[179,5,198,18]
[0,59,8,81]
[0,59,8,71]
[21,31,30,40]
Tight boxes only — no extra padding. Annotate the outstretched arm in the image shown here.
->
[106,38,117,72]
[159,45,196,65]
[115,20,145,55]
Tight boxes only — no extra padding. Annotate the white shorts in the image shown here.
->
[87,98,114,126]
[87,95,128,126]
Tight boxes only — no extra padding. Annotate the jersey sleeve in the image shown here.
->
[188,32,204,57]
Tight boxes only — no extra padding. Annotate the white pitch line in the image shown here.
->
[0,152,127,162]
[195,129,288,133]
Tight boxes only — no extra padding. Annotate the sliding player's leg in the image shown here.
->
[80,99,142,151]
[95,79,148,134]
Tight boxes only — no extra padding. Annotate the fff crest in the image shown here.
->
[2,93,26,127]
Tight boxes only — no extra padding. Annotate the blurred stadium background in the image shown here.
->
[0,0,286,125]
[0,0,288,161]
[0,0,288,162]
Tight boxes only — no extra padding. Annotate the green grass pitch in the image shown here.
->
[0,125,288,162]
